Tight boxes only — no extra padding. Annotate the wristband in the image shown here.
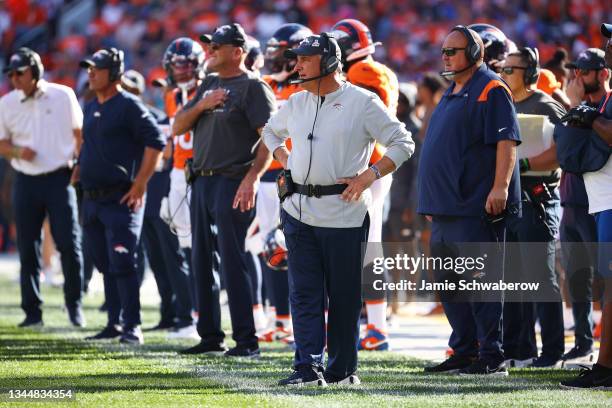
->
[519,158,530,173]
[11,146,21,159]
[370,164,382,179]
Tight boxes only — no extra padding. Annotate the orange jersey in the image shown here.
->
[263,75,301,171]
[165,87,197,170]
[346,58,399,164]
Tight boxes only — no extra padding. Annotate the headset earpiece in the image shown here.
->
[319,32,340,76]
[522,47,540,85]
[16,47,44,81]
[451,25,481,65]
[106,47,124,82]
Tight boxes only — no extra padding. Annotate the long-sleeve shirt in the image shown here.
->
[263,81,414,228]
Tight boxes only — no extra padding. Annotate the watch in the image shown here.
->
[370,164,382,179]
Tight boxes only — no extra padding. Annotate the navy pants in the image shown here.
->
[504,194,564,360]
[561,206,598,350]
[13,169,83,320]
[142,216,194,328]
[83,197,144,328]
[283,211,369,378]
[430,216,505,363]
[191,175,257,348]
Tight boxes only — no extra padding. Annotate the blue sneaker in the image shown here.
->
[358,324,389,351]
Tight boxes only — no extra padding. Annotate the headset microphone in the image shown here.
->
[289,72,328,84]
[440,62,475,78]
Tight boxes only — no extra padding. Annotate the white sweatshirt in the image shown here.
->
[263,81,414,228]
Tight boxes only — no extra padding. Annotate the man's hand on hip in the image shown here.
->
[121,179,147,211]
[337,168,377,202]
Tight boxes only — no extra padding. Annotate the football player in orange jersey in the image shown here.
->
[158,38,206,332]
[247,23,313,344]
[159,38,206,250]
[331,18,400,351]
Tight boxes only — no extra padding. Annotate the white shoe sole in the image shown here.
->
[285,379,328,387]
[459,371,509,377]
[328,375,361,385]
[504,358,534,368]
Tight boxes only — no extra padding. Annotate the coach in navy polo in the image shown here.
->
[76,48,165,345]
[417,26,521,376]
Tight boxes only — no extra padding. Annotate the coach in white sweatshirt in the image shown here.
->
[263,33,414,386]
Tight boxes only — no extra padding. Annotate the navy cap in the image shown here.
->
[79,49,117,69]
[565,48,606,70]
[284,35,327,58]
[3,50,33,73]
[200,24,247,50]
[602,23,612,38]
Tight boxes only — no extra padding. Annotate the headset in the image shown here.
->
[452,25,481,65]
[521,46,540,85]
[106,47,125,82]
[289,32,341,84]
[319,32,341,76]
[441,26,482,78]
[15,47,44,80]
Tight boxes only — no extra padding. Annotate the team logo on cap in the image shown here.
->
[215,25,231,36]
[93,50,109,59]
[578,51,590,60]
[10,55,22,64]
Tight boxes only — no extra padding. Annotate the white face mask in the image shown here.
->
[177,78,197,92]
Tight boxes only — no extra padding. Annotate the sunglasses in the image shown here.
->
[501,66,527,75]
[7,70,25,78]
[441,47,466,57]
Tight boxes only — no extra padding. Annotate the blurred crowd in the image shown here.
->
[1,0,611,100]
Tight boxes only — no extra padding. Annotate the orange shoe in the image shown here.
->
[593,320,601,340]
[258,322,293,343]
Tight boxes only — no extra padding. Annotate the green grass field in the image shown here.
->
[0,274,610,407]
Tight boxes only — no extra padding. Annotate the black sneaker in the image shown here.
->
[560,364,612,390]
[424,355,477,374]
[224,345,260,359]
[562,346,594,362]
[278,365,327,386]
[179,341,228,355]
[17,316,43,328]
[85,324,123,340]
[119,326,144,345]
[323,372,361,385]
[459,359,509,376]
[531,355,562,368]
[67,305,86,327]
[143,321,175,331]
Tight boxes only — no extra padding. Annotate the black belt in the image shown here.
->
[83,183,131,201]
[197,168,224,177]
[294,182,347,198]
[24,166,70,177]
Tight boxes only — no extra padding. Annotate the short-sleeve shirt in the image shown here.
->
[417,64,521,217]
[80,91,165,190]
[185,71,276,178]
[0,80,83,175]
[515,89,566,183]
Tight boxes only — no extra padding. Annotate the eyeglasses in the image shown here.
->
[7,70,25,78]
[501,66,527,75]
[441,47,466,57]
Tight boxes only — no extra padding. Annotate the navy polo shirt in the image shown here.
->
[80,91,166,190]
[417,64,521,217]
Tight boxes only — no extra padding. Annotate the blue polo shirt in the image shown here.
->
[80,91,166,190]
[417,64,521,217]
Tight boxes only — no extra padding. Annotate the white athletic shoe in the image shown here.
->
[167,324,200,340]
